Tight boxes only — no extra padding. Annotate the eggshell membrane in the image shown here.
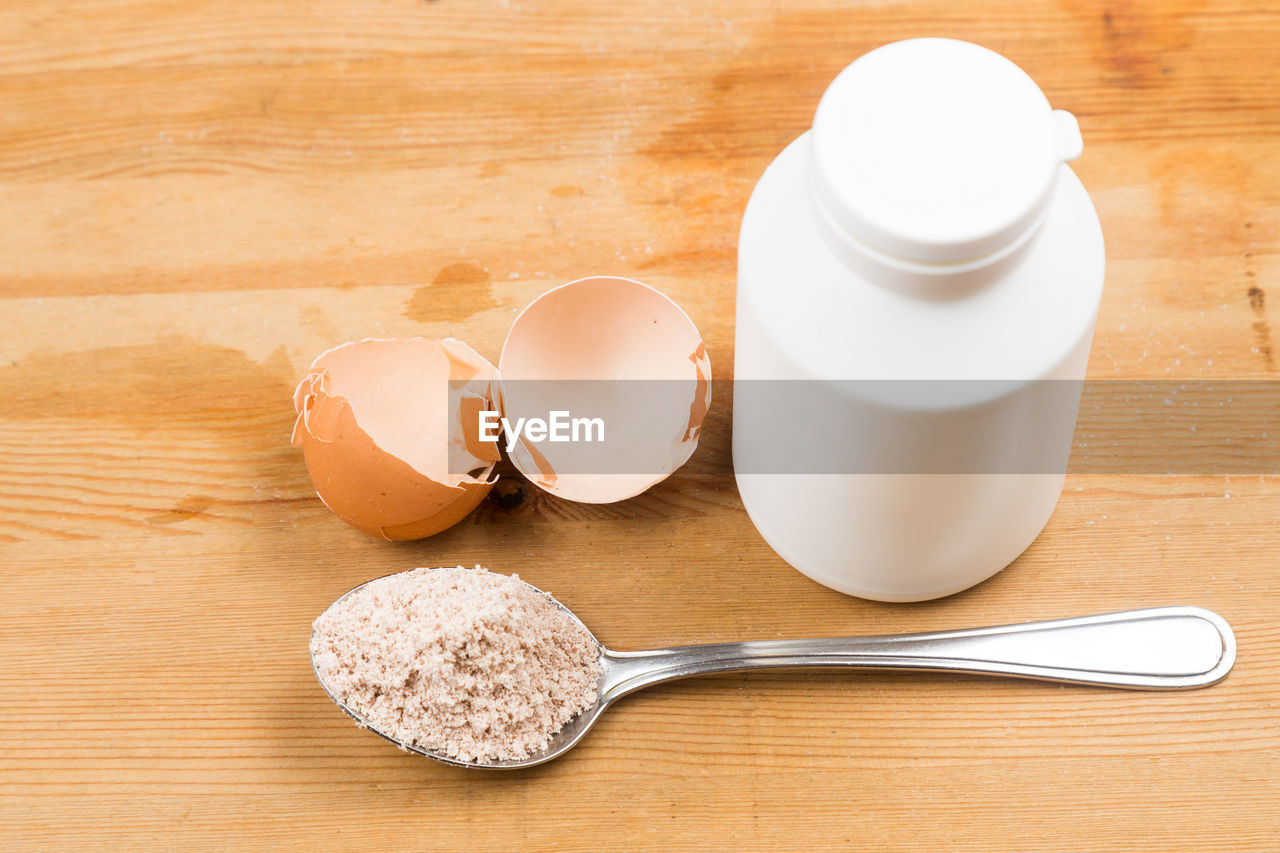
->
[498,276,711,503]
[291,337,500,540]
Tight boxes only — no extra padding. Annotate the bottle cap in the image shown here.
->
[810,38,1082,264]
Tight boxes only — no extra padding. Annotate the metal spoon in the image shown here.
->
[312,577,1235,769]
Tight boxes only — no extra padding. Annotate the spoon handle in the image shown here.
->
[600,606,1235,701]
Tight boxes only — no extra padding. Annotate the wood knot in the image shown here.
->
[489,478,529,510]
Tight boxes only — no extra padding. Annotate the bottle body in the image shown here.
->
[733,132,1104,601]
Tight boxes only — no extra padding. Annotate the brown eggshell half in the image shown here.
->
[498,276,711,503]
[291,337,500,540]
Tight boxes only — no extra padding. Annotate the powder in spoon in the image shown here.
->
[310,565,602,764]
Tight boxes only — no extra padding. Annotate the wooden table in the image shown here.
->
[3,1,1277,849]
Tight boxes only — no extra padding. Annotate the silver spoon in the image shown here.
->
[312,577,1235,769]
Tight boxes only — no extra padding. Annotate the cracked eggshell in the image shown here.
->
[498,276,711,503]
[291,337,500,540]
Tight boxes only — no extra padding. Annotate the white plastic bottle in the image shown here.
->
[733,39,1105,602]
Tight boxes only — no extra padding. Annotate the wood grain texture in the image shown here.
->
[1,0,1277,849]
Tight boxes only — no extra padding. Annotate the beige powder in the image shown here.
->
[311,565,602,764]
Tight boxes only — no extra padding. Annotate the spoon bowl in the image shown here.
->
[311,577,608,769]
[312,574,1236,769]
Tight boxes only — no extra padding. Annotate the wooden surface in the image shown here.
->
[2,0,1278,849]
